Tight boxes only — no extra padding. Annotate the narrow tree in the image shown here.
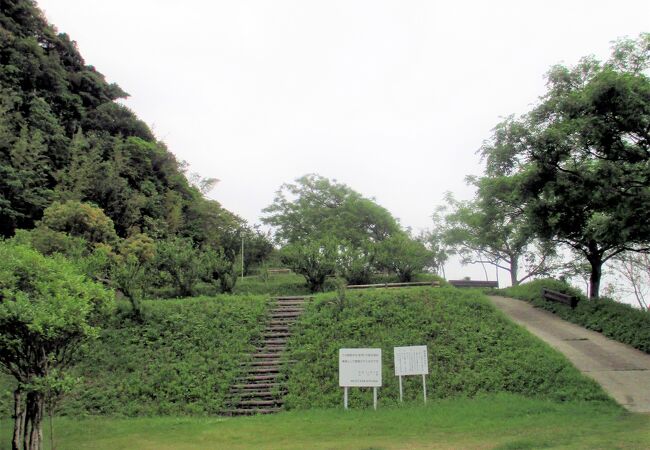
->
[0,242,113,450]
[438,176,558,286]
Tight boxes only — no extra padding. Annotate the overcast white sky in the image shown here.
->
[37,0,649,284]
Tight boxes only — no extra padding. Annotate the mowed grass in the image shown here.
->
[1,395,648,449]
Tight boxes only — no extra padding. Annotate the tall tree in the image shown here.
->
[481,34,650,298]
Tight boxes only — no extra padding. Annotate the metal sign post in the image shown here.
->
[394,345,429,404]
[422,374,427,403]
[398,375,403,402]
[339,348,382,410]
[373,387,377,410]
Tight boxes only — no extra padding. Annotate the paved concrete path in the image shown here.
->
[489,295,650,413]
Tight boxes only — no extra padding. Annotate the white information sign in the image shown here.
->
[339,348,382,387]
[394,345,428,376]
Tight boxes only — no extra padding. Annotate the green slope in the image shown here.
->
[0,287,612,418]
[283,287,611,409]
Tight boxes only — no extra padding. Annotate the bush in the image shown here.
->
[337,242,375,285]
[280,237,338,292]
[282,287,610,409]
[498,279,650,354]
[39,200,118,246]
[154,237,213,297]
[375,233,431,282]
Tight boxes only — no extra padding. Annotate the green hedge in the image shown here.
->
[282,287,611,410]
[498,279,650,354]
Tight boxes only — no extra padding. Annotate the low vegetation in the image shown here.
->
[497,278,650,354]
[1,394,646,450]
[282,287,610,409]
[1,295,268,418]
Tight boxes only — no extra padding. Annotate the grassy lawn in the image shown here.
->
[1,395,648,449]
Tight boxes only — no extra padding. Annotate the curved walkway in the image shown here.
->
[489,295,650,413]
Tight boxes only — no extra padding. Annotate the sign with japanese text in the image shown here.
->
[339,348,382,387]
[394,345,428,376]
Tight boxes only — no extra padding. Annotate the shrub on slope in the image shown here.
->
[0,295,268,417]
[283,287,610,409]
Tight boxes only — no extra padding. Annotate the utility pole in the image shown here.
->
[241,236,244,280]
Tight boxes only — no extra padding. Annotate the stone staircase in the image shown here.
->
[223,295,309,415]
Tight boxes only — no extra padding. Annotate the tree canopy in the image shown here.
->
[262,174,401,246]
[480,34,650,298]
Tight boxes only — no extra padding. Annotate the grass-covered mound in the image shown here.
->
[282,287,611,409]
[1,295,268,417]
[497,279,650,354]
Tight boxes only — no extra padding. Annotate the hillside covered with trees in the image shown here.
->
[0,0,248,245]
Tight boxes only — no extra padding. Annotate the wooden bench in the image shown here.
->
[542,288,579,308]
[449,280,498,289]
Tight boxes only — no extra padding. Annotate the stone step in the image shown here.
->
[237,399,284,407]
[232,382,282,389]
[229,388,287,397]
[261,339,287,346]
[254,346,285,352]
[274,295,311,300]
[245,366,280,374]
[223,408,281,416]
[264,327,290,332]
[251,353,282,359]
[231,391,282,398]
[263,332,291,338]
[269,314,301,320]
[240,374,280,381]
[241,360,285,367]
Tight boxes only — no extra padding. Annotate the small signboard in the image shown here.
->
[394,345,429,403]
[394,345,429,376]
[339,348,382,387]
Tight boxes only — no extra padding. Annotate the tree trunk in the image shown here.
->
[588,254,603,299]
[510,255,519,286]
[12,388,25,450]
[24,391,44,450]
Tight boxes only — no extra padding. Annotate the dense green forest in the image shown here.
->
[0,0,251,245]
